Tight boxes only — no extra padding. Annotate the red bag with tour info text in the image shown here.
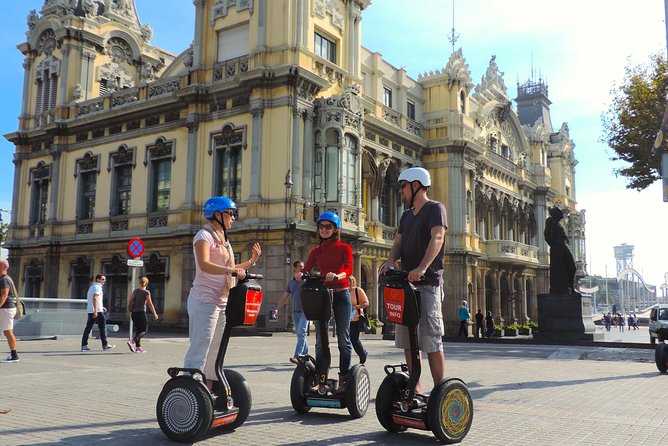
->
[382,271,420,328]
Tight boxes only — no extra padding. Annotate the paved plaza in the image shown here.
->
[1,329,666,446]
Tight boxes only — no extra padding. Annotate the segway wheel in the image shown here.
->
[290,361,315,413]
[219,369,252,430]
[428,378,473,444]
[375,374,408,433]
[655,343,668,373]
[345,364,371,418]
[157,376,213,443]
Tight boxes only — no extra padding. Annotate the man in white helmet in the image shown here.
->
[380,166,448,394]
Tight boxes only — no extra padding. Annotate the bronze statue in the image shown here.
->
[544,206,577,295]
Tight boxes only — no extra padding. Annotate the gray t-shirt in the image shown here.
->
[398,200,448,286]
[286,278,304,312]
[0,275,16,309]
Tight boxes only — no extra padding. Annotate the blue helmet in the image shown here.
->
[203,196,236,219]
[317,211,341,229]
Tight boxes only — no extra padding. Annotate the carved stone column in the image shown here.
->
[249,103,264,200]
[493,271,503,324]
[302,110,315,202]
[21,57,34,117]
[290,106,303,198]
[58,44,72,107]
[192,0,205,68]
[47,150,60,222]
[184,115,199,208]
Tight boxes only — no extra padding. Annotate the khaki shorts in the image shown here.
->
[395,284,444,353]
[0,308,16,331]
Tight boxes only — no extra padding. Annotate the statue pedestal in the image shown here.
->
[535,293,604,342]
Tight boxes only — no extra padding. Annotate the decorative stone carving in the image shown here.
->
[98,61,135,92]
[183,46,194,68]
[212,0,254,20]
[140,23,153,42]
[27,10,39,32]
[37,29,58,56]
[313,0,344,30]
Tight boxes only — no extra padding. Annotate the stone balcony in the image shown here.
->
[485,240,539,265]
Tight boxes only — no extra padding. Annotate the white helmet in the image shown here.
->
[398,167,431,187]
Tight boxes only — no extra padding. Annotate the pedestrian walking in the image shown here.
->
[458,300,471,337]
[0,259,19,363]
[183,196,262,391]
[349,275,369,364]
[379,166,448,394]
[632,313,638,330]
[485,311,495,338]
[276,260,308,364]
[81,274,116,351]
[127,277,159,353]
[617,313,624,332]
[474,309,485,339]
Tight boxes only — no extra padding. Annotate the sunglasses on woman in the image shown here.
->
[318,223,334,230]
[222,210,238,217]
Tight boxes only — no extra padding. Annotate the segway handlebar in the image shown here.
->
[381,267,423,282]
[231,271,263,280]
[300,272,329,281]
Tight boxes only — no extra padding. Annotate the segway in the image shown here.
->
[375,269,473,443]
[289,273,371,418]
[655,342,668,373]
[156,273,263,442]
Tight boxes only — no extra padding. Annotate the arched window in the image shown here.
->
[460,90,466,114]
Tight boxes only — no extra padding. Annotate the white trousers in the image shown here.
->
[183,297,227,381]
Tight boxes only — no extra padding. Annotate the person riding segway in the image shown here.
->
[289,212,371,418]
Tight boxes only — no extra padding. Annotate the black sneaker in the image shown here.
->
[2,355,19,363]
[103,344,116,351]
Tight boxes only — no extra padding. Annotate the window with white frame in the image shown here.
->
[407,100,415,120]
[146,138,174,212]
[383,87,393,108]
[315,32,336,64]
[29,162,50,225]
[110,146,134,216]
[342,135,358,205]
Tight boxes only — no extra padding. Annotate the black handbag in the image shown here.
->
[358,313,371,333]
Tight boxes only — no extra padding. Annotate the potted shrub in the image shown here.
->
[365,317,379,334]
[527,320,538,334]
[518,324,532,335]
[504,324,520,336]
[493,324,504,337]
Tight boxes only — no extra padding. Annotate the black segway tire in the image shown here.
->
[655,343,668,373]
[290,361,316,413]
[375,373,408,433]
[428,378,473,444]
[345,364,371,418]
[157,376,213,443]
[219,369,252,430]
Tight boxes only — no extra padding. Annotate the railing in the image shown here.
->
[214,56,249,82]
[485,240,539,265]
[487,150,517,174]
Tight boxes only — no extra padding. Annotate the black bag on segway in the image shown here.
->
[226,278,263,327]
[382,274,420,328]
[300,277,333,321]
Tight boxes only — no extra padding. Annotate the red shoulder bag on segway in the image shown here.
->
[375,268,473,444]
[289,272,371,418]
[156,272,263,443]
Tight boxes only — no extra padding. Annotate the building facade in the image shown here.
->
[4,0,586,334]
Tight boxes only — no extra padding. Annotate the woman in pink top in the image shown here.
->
[183,196,261,390]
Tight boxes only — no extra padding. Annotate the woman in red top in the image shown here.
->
[299,211,353,393]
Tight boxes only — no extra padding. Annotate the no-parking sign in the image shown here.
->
[127,237,145,258]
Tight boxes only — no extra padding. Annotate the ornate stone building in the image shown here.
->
[4,0,586,334]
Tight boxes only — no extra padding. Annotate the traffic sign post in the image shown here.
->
[126,238,145,343]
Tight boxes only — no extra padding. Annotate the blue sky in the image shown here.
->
[1,0,667,292]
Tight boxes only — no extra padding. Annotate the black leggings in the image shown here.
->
[131,311,148,347]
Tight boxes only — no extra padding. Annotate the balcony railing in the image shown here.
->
[487,150,517,174]
[485,240,539,265]
[214,56,249,82]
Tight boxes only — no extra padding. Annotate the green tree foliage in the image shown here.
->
[601,53,668,190]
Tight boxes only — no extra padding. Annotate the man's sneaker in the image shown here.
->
[103,344,116,351]
[81,345,91,352]
[136,347,147,353]
[2,355,19,363]
[127,339,136,353]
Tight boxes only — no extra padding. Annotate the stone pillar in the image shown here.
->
[295,0,305,47]
[256,0,267,52]
[81,49,97,101]
[58,45,72,106]
[493,272,503,323]
[11,157,22,225]
[290,107,303,199]
[44,243,60,298]
[184,116,199,208]
[192,0,205,68]
[47,151,60,222]
[519,275,528,323]
[371,258,379,319]
[302,110,314,201]
[249,103,264,200]
[20,56,34,117]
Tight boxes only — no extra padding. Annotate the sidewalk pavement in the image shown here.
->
[1,331,666,446]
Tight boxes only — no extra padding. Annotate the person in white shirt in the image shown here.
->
[81,274,115,351]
